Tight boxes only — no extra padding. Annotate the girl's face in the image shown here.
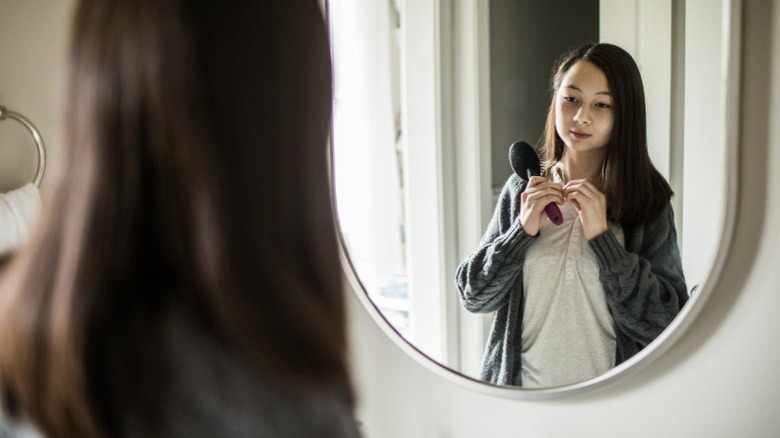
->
[554,60,614,157]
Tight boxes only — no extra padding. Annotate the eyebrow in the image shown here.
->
[562,84,612,96]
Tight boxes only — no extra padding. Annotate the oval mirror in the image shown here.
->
[328,0,740,395]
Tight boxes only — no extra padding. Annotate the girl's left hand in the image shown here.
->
[563,179,608,240]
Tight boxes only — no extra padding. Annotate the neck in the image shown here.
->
[560,150,605,182]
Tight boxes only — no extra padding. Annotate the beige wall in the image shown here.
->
[0,0,74,191]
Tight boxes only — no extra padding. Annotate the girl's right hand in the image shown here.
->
[520,176,564,236]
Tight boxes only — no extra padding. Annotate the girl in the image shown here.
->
[456,43,688,388]
[0,1,360,436]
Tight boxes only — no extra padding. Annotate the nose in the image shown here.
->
[574,106,591,125]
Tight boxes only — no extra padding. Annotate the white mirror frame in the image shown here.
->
[334,0,741,398]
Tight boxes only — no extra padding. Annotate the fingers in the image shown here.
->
[525,177,564,203]
[520,178,564,235]
[524,187,564,206]
[564,179,602,200]
[564,180,604,205]
[563,179,608,239]
[522,187,564,218]
[527,175,550,188]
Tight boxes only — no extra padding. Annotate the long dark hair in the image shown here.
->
[0,1,350,436]
[541,43,673,228]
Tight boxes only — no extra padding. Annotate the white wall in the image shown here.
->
[600,0,673,180]
[347,1,780,436]
[681,0,726,292]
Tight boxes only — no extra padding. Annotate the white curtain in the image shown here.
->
[330,0,406,303]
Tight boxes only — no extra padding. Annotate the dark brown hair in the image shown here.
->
[541,42,673,228]
[0,1,350,436]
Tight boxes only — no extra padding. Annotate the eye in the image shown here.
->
[595,102,612,109]
[562,95,578,103]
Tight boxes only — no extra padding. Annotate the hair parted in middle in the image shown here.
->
[540,42,673,229]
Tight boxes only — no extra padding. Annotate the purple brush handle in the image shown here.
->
[544,202,563,225]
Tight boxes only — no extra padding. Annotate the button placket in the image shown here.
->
[565,225,576,283]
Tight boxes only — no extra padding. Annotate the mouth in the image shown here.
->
[569,130,591,140]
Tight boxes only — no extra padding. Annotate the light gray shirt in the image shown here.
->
[521,200,624,387]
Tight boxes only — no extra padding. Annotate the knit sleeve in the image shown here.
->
[455,175,537,313]
[588,202,689,346]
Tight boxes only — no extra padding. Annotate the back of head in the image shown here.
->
[0,0,350,436]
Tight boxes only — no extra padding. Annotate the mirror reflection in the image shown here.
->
[330,0,726,387]
[456,43,687,387]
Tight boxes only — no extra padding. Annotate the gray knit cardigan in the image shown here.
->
[455,174,689,386]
